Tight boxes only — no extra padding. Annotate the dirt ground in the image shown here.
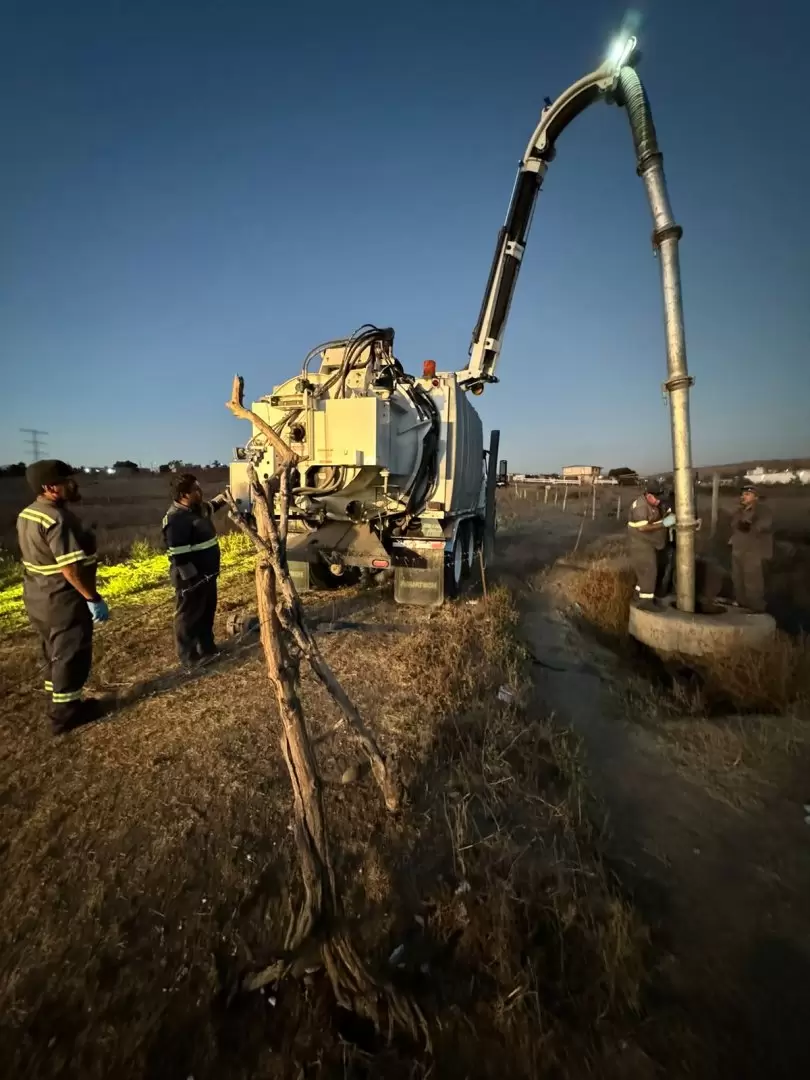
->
[0,470,231,564]
[2,487,810,1078]
[499,493,810,1078]
[0,498,649,1080]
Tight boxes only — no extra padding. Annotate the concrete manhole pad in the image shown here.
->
[629,600,776,659]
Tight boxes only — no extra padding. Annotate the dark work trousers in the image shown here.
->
[732,552,767,613]
[657,540,675,597]
[24,585,93,725]
[174,576,218,665]
[629,540,663,601]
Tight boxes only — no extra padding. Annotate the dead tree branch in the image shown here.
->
[226,374,298,467]
[224,377,422,1041]
[225,486,400,812]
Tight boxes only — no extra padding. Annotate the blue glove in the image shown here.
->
[662,513,676,527]
[88,597,109,623]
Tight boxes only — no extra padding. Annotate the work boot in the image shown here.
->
[179,652,220,675]
[50,698,105,736]
[634,598,658,613]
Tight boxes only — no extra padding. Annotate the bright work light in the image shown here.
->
[606,35,637,71]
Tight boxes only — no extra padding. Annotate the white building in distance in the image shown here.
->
[562,465,601,483]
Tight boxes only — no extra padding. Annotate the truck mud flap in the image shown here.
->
[394,549,445,607]
[288,561,312,593]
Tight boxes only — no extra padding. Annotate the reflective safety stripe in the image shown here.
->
[23,561,64,575]
[23,550,86,574]
[44,681,54,692]
[166,537,219,557]
[627,520,650,529]
[82,554,98,565]
[56,551,86,565]
[637,592,654,599]
[19,508,57,527]
[52,689,83,704]
[162,514,170,529]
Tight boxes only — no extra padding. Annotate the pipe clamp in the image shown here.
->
[652,223,683,247]
[663,374,695,393]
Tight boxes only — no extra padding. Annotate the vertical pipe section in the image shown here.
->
[617,68,697,612]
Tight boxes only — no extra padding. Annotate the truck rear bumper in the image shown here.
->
[287,522,392,569]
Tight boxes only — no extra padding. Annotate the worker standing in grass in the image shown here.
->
[17,460,109,735]
[163,473,228,669]
[729,485,772,613]
[626,481,676,609]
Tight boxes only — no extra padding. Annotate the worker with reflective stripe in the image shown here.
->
[162,473,227,668]
[16,460,109,734]
[729,485,772,612]
[626,481,675,610]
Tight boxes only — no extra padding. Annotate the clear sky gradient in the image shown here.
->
[2,0,808,473]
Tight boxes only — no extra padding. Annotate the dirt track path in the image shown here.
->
[498,511,810,1079]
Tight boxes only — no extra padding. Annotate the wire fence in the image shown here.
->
[508,482,628,522]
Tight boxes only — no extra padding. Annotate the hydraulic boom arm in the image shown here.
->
[457,39,636,392]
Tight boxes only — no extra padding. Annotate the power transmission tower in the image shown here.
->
[20,428,48,461]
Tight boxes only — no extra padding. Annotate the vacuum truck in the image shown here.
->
[230,35,694,607]
[229,327,496,605]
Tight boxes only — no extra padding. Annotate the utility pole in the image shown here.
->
[20,428,48,461]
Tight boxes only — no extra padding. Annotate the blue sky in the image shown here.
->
[1,0,808,473]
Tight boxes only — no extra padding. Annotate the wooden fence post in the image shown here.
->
[710,473,720,538]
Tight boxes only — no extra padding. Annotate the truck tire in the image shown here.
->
[444,534,464,598]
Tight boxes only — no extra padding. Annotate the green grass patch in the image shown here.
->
[0,533,253,634]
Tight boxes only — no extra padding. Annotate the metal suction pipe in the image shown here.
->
[617,67,697,612]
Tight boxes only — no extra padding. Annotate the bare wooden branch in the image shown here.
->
[221,396,423,1041]
[278,464,290,546]
[226,373,298,466]
[225,491,400,811]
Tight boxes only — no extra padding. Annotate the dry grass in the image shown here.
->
[560,555,636,639]
[0,470,231,563]
[360,590,649,1076]
[545,543,810,808]
[0,573,650,1079]
[694,633,810,714]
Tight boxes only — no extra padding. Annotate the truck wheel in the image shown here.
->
[309,561,360,590]
[461,520,476,577]
[444,534,464,598]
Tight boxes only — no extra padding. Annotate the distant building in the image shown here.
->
[561,465,601,484]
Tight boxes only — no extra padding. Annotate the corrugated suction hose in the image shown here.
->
[616,67,660,173]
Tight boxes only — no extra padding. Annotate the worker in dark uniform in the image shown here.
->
[17,460,109,734]
[657,486,677,597]
[162,473,227,668]
[729,485,772,612]
[627,481,675,609]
